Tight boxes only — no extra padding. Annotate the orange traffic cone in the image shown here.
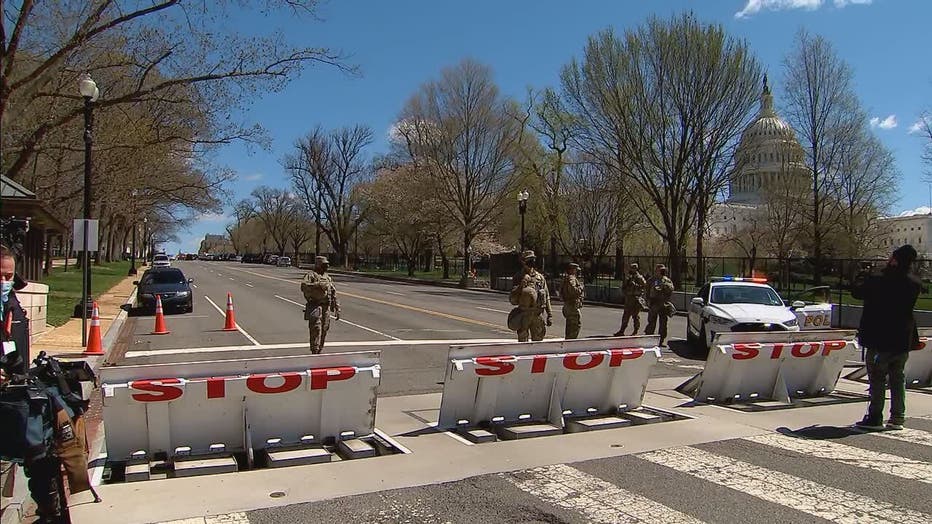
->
[83,302,105,355]
[151,295,171,335]
[223,292,237,331]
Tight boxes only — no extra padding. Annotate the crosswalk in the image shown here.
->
[164,417,932,524]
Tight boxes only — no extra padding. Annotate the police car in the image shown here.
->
[686,277,801,350]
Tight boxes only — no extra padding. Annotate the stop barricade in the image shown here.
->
[100,351,381,462]
[677,330,857,403]
[437,336,660,430]
[903,327,932,388]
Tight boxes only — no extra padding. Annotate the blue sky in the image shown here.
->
[172,0,932,254]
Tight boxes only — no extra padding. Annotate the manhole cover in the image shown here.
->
[269,491,286,498]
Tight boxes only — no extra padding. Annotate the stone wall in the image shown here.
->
[15,281,49,341]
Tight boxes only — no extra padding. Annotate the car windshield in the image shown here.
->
[710,285,783,306]
[141,270,186,285]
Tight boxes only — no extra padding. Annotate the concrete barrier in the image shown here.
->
[437,336,660,432]
[677,330,858,404]
[101,351,381,462]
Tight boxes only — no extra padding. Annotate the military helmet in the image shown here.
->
[520,250,536,261]
[567,262,580,270]
[507,307,523,331]
[315,256,329,266]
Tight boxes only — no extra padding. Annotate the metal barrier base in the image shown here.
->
[681,390,870,413]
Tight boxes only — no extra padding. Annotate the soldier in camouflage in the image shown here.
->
[560,262,585,339]
[509,250,552,342]
[301,256,341,354]
[645,264,675,346]
[614,262,647,336]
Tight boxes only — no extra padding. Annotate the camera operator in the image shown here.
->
[2,244,63,522]
[1,244,28,379]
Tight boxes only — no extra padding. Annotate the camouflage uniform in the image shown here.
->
[645,266,675,345]
[301,257,341,354]
[615,266,646,336]
[509,251,552,342]
[560,265,585,339]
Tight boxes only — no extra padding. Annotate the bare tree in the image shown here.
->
[561,14,762,286]
[285,202,315,264]
[564,161,619,275]
[250,186,293,256]
[226,200,254,254]
[782,29,864,283]
[285,125,372,266]
[396,59,523,285]
[361,165,433,276]
[918,112,932,179]
[833,130,899,257]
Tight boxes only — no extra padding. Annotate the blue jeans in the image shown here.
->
[866,348,908,424]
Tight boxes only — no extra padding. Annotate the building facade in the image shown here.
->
[877,213,932,258]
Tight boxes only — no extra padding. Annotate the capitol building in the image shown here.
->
[708,77,925,258]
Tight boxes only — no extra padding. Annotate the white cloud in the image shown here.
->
[197,212,227,223]
[735,0,871,18]
[899,206,932,217]
[239,173,263,182]
[909,117,930,135]
[869,114,897,130]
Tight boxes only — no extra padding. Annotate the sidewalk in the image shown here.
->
[32,273,138,358]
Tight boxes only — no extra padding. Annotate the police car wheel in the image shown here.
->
[699,322,710,352]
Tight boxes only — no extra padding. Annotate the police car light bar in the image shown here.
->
[713,276,768,283]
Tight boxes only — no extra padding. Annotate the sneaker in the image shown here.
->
[854,418,884,431]
[886,421,904,430]
[612,331,623,337]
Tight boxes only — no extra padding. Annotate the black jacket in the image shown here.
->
[1,290,30,376]
[852,268,923,353]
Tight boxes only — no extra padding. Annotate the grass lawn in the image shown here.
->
[44,260,132,327]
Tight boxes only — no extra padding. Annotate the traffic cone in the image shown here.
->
[223,292,237,331]
[83,302,105,355]
[151,295,171,335]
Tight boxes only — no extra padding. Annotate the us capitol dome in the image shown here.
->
[728,75,810,204]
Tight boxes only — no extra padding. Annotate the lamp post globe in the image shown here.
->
[517,189,529,253]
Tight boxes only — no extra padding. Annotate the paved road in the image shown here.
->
[115,261,704,395]
[165,417,932,524]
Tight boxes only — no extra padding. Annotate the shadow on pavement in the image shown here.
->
[776,425,862,440]
[669,339,707,361]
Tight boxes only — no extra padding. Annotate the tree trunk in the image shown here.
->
[62,235,69,272]
[460,231,472,287]
[695,218,705,288]
[666,240,683,290]
[407,255,416,277]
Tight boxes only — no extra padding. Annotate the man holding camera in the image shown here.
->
[852,244,924,431]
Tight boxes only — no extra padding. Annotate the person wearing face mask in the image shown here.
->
[1,244,28,379]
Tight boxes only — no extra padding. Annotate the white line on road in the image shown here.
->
[640,446,932,523]
[229,277,234,281]
[192,284,198,289]
[246,283,254,288]
[867,427,932,447]
[505,463,704,524]
[203,295,261,346]
[373,428,412,454]
[385,291,404,296]
[744,432,932,483]
[124,338,513,358]
[476,306,509,314]
[273,294,402,341]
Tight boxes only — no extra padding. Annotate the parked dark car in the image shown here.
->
[134,267,194,313]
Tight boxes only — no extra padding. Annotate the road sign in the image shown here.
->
[100,351,381,462]
[677,330,858,403]
[72,219,99,251]
[437,336,660,430]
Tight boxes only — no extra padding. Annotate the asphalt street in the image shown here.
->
[243,416,932,524]
[114,260,704,395]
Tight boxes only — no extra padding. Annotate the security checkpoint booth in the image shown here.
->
[437,336,673,441]
[100,351,382,480]
[677,330,861,407]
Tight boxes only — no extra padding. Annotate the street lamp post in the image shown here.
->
[77,73,99,346]
[353,208,360,269]
[143,217,148,266]
[128,189,138,276]
[517,189,529,253]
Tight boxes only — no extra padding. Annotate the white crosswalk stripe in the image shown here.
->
[504,464,704,524]
[160,513,250,524]
[745,432,932,483]
[867,427,932,447]
[639,446,932,524]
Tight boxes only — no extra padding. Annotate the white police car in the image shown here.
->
[686,277,801,350]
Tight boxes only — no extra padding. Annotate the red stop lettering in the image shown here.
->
[130,378,184,402]
[917,338,928,351]
[563,352,605,370]
[246,373,302,394]
[206,376,231,399]
[791,343,820,358]
[732,343,761,360]
[608,349,643,367]
[310,367,357,390]
[474,356,516,376]
[821,340,847,356]
[531,355,548,374]
[769,344,784,359]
